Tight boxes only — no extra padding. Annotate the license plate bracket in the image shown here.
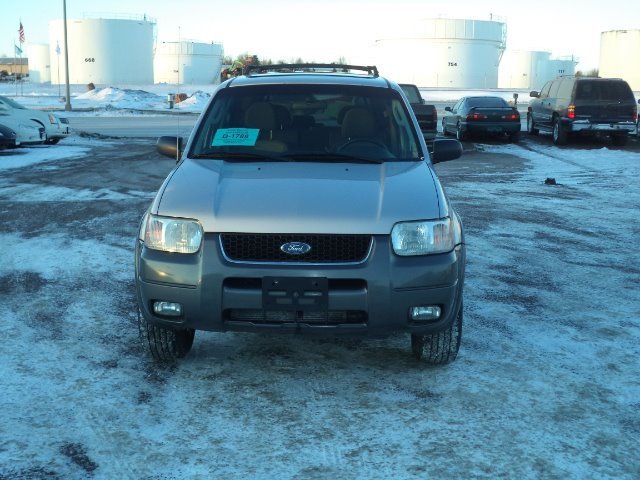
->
[262,277,328,310]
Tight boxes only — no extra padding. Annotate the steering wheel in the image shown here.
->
[337,139,389,152]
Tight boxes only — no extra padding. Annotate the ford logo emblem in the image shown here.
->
[280,242,312,255]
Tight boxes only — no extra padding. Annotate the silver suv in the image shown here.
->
[135,64,465,364]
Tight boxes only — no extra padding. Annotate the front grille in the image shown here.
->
[221,233,372,263]
[225,309,367,325]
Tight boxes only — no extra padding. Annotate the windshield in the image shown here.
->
[0,96,26,109]
[189,84,422,162]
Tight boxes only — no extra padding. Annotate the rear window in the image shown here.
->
[466,97,509,108]
[575,80,634,101]
[400,85,422,104]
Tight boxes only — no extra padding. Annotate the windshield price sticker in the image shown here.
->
[212,128,259,146]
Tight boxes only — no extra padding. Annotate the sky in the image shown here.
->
[0,0,638,72]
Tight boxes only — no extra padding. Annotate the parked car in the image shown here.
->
[136,64,465,364]
[0,95,70,144]
[527,76,637,146]
[0,115,45,148]
[399,83,438,146]
[442,96,521,142]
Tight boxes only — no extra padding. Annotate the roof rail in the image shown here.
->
[244,64,379,77]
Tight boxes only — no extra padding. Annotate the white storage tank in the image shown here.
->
[154,41,224,84]
[498,50,550,89]
[374,18,507,88]
[49,15,155,85]
[499,51,578,90]
[599,30,640,91]
[27,43,51,83]
[546,56,578,79]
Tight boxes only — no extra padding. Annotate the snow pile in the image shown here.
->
[73,87,166,111]
[175,90,212,111]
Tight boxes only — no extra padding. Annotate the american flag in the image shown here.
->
[18,22,25,44]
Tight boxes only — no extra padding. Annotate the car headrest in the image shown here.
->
[244,102,279,130]
[341,107,376,139]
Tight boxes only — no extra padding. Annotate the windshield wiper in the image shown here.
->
[190,152,291,162]
[190,151,385,164]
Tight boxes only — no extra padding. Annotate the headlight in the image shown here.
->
[391,216,461,256]
[142,214,203,254]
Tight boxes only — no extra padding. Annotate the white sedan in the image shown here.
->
[0,114,46,148]
[0,95,70,144]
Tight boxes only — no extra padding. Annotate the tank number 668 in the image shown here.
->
[84,58,95,62]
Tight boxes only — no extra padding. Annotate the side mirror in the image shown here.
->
[431,139,462,164]
[156,136,184,162]
[529,91,540,98]
[444,106,452,112]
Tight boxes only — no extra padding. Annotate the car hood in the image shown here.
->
[154,159,444,234]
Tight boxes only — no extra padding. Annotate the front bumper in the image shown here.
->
[135,234,465,338]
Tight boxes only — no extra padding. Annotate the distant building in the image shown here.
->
[599,30,640,92]
[0,57,28,76]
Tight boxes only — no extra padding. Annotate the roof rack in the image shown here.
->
[244,64,379,77]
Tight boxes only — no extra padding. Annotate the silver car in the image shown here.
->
[0,95,70,144]
[0,114,45,148]
[136,64,465,364]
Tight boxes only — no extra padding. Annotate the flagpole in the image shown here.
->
[18,20,24,96]
[20,50,23,96]
[14,43,18,96]
[63,0,72,111]
[57,44,61,98]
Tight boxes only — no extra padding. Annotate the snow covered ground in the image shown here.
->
[0,84,639,479]
[1,82,539,116]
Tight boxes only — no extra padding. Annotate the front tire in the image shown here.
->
[411,302,462,364]
[527,114,539,135]
[442,119,450,136]
[138,313,195,362]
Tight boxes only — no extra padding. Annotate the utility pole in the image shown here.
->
[63,0,72,111]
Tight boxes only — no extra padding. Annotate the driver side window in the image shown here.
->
[539,82,552,99]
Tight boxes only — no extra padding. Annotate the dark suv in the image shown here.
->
[527,76,637,146]
[136,64,465,364]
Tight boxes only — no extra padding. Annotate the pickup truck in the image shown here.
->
[399,83,438,147]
